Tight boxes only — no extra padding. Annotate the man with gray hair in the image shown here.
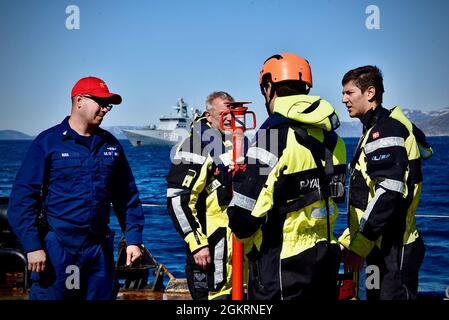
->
[166,91,237,300]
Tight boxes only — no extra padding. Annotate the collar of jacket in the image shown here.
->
[60,116,79,141]
[272,94,340,131]
[360,105,390,132]
[190,115,231,160]
[59,116,108,148]
[259,113,294,130]
[191,115,228,140]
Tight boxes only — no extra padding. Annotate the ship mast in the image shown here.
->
[175,98,189,118]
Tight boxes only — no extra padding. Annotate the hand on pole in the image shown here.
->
[228,157,244,172]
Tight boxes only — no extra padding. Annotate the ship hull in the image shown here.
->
[122,129,184,146]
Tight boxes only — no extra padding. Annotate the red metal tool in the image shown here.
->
[219,101,256,300]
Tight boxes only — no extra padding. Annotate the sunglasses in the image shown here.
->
[82,95,113,111]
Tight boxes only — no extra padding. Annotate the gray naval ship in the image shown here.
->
[123,98,201,146]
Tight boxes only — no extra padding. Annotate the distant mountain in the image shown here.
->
[403,107,449,136]
[0,127,141,141]
[336,121,362,137]
[0,130,33,140]
[102,126,144,140]
[402,109,433,123]
[335,107,449,137]
[414,108,449,136]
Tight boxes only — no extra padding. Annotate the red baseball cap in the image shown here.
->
[71,76,122,104]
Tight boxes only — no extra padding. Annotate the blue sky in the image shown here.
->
[1,0,448,135]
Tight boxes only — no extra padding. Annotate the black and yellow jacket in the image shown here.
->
[339,105,432,258]
[228,95,346,300]
[166,116,234,299]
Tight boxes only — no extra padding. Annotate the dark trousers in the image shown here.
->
[365,237,425,300]
[29,231,117,300]
[248,242,341,300]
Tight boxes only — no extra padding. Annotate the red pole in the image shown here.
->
[220,103,255,300]
[231,121,245,300]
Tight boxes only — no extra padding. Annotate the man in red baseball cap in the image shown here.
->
[71,76,122,104]
[70,76,123,131]
[8,76,145,300]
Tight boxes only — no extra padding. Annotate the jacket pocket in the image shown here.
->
[50,155,84,193]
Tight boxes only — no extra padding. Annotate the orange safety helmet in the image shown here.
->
[259,53,313,88]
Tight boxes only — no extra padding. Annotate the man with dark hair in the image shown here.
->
[227,53,346,300]
[166,91,236,300]
[341,65,385,106]
[339,65,432,300]
[8,76,144,300]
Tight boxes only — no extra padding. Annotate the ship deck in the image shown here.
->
[0,272,192,300]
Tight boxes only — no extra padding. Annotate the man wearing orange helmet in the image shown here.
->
[228,53,346,300]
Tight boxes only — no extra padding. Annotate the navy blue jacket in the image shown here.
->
[8,117,144,254]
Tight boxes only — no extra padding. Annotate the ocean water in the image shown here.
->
[0,137,448,296]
